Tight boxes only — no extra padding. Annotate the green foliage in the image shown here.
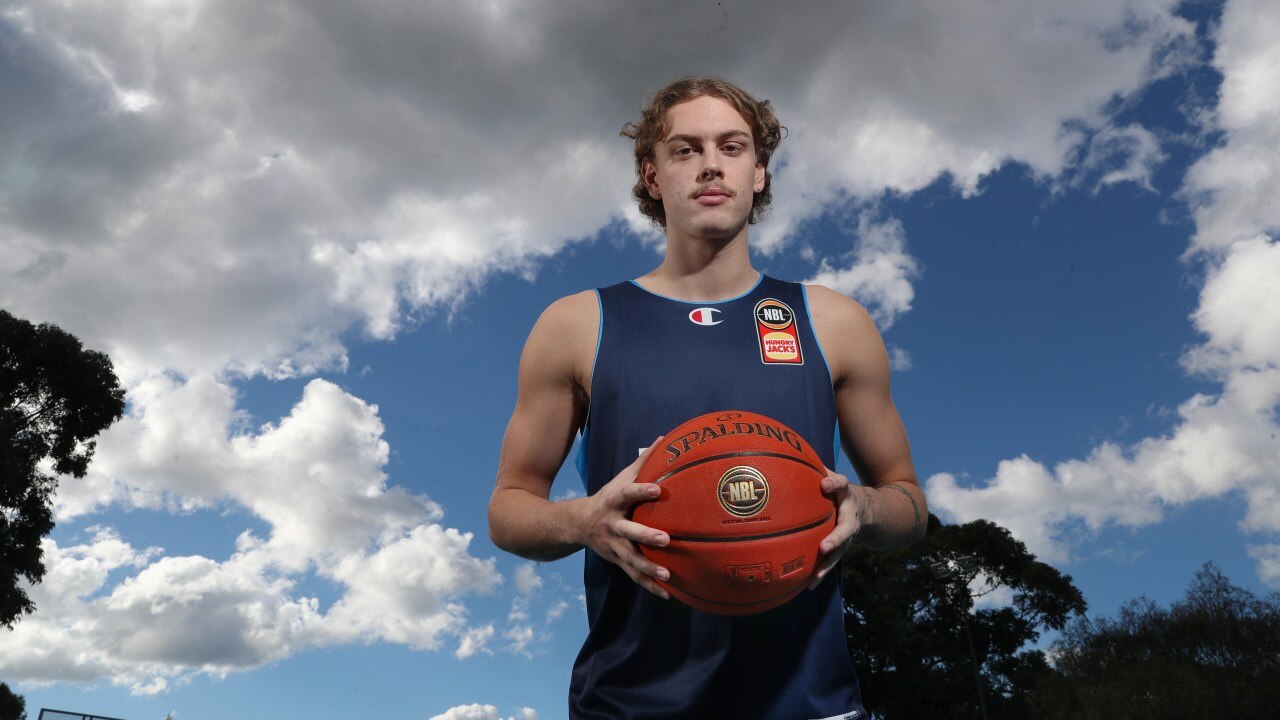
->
[1,309,125,628]
[841,514,1086,719]
[0,681,26,720]
[1034,562,1280,719]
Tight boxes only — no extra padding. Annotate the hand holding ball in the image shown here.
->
[630,410,837,616]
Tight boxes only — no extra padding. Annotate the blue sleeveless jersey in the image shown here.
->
[569,274,867,720]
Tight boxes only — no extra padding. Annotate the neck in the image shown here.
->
[636,226,758,302]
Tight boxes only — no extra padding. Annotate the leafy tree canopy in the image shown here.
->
[0,681,26,720]
[1034,561,1280,720]
[1,309,125,628]
[842,514,1087,720]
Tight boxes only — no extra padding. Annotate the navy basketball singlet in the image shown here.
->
[569,274,867,720]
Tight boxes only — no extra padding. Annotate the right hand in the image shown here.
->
[578,436,672,599]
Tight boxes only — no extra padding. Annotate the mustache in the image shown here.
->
[692,184,734,198]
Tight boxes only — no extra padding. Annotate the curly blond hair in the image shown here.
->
[621,76,785,228]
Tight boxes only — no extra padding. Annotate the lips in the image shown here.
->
[694,187,732,205]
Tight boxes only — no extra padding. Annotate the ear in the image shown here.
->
[755,162,766,193]
[642,157,662,199]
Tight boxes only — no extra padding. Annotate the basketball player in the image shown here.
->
[488,76,926,720]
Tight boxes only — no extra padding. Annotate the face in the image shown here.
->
[642,95,766,242]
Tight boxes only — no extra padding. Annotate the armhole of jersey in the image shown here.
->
[801,284,835,388]
[802,284,844,468]
[574,288,603,494]
[583,288,603,428]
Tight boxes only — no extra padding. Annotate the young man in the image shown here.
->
[488,76,926,720]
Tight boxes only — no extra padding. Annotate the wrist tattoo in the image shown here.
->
[884,483,922,533]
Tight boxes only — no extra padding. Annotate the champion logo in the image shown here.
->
[688,307,722,326]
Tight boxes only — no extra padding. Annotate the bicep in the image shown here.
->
[494,298,593,499]
[826,302,918,490]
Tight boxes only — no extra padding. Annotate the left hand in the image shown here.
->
[808,468,870,590]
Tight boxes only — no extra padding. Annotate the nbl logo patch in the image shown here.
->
[754,298,803,365]
[717,466,769,517]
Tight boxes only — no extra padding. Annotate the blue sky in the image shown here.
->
[3,1,1280,719]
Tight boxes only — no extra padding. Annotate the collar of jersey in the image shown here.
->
[627,273,764,305]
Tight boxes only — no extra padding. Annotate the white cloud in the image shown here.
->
[1181,236,1280,376]
[546,600,570,623]
[513,564,543,595]
[805,210,921,330]
[0,378,501,691]
[0,0,1240,693]
[55,376,442,568]
[429,705,538,720]
[887,346,913,372]
[1075,123,1166,193]
[0,0,1196,383]
[322,524,501,650]
[1247,544,1280,588]
[930,0,1280,577]
[504,625,536,658]
[455,625,496,660]
[970,572,1016,611]
[928,366,1280,562]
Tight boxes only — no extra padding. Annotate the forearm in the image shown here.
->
[855,480,927,550]
[488,486,589,562]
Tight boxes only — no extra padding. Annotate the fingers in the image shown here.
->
[612,518,669,548]
[624,564,671,600]
[604,517,670,599]
[624,482,662,506]
[807,537,850,590]
[809,476,861,590]
[820,469,850,496]
[815,515,860,564]
[613,435,666,484]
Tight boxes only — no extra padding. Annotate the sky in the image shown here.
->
[1,0,1279,718]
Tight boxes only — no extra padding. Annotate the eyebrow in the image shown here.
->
[662,130,752,146]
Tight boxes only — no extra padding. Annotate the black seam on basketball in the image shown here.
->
[652,450,824,484]
[667,511,833,543]
[664,577,807,608]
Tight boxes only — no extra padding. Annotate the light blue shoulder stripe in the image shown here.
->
[575,289,603,493]
[801,284,843,467]
[800,284,834,387]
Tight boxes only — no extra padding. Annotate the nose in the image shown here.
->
[698,157,723,182]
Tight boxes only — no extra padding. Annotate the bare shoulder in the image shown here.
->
[804,284,889,390]
[534,290,599,335]
[522,290,600,391]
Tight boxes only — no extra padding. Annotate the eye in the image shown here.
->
[723,143,743,155]
[675,146,695,157]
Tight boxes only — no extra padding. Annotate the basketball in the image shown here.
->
[630,410,836,616]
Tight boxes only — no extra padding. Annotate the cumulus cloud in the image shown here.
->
[929,0,1280,580]
[0,0,1197,382]
[429,705,538,720]
[929,366,1280,563]
[887,346,913,372]
[1247,545,1280,588]
[455,625,496,660]
[513,564,543,595]
[0,378,501,691]
[0,0,1233,695]
[805,210,921,330]
[55,375,440,564]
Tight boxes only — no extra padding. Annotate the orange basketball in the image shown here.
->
[631,410,836,616]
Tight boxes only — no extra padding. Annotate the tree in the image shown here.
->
[0,681,26,720]
[841,514,1086,719]
[1,309,125,628]
[1033,562,1280,719]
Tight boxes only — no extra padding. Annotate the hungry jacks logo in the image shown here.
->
[754,298,803,365]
